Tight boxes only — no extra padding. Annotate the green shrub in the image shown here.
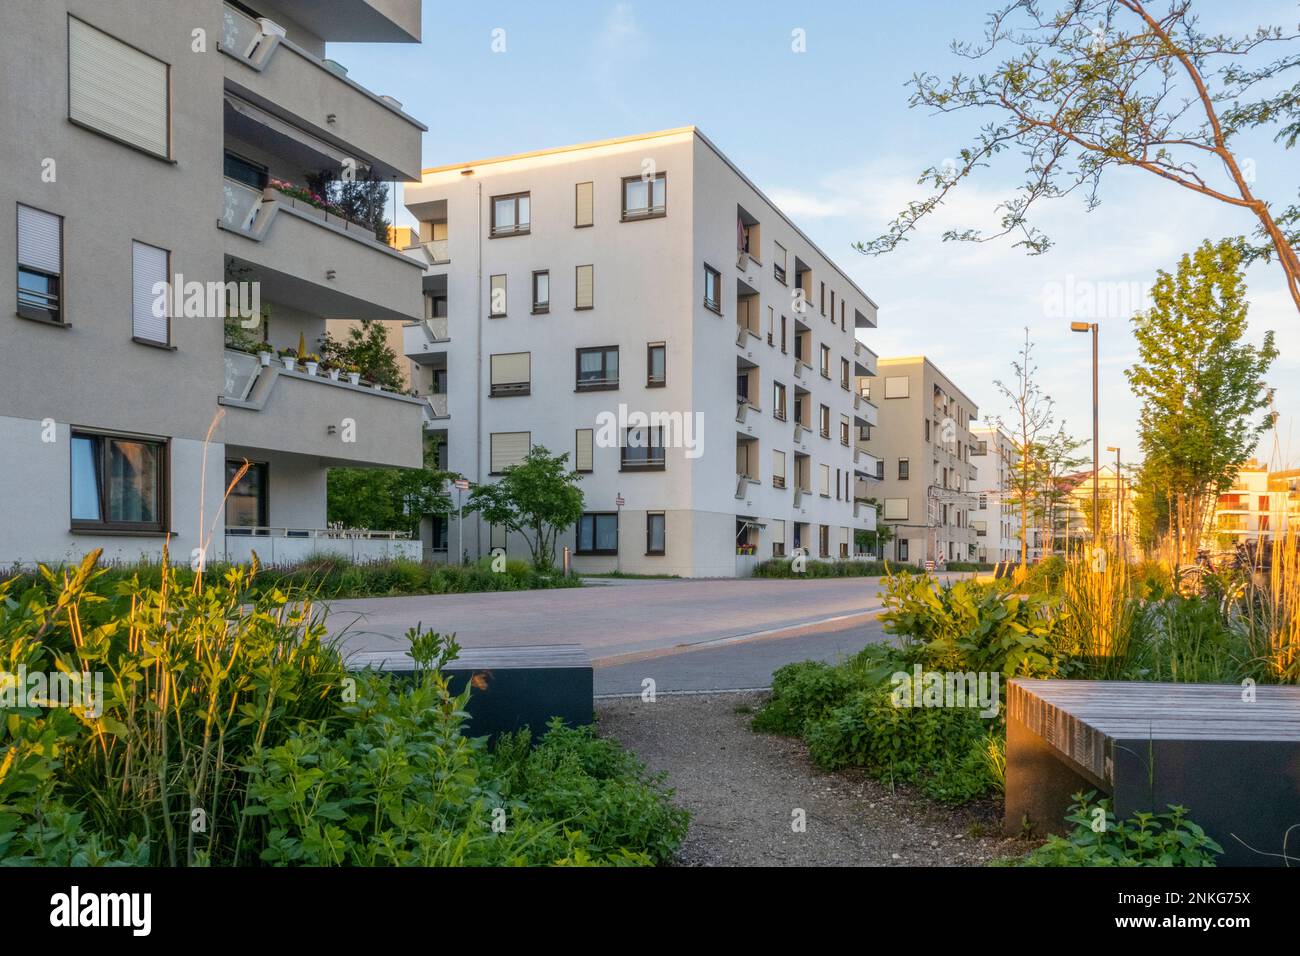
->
[1003,792,1222,867]
[751,661,860,735]
[751,559,891,578]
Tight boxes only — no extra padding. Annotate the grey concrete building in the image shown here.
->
[863,356,981,567]
[0,0,427,567]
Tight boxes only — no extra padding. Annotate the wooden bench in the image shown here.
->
[348,643,593,742]
[1006,679,1300,866]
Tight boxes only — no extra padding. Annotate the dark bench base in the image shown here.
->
[349,643,594,743]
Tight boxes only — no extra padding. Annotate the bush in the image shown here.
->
[751,559,891,578]
[1002,792,1222,867]
[750,661,859,735]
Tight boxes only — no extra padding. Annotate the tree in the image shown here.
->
[467,446,585,570]
[856,0,1300,317]
[1125,238,1277,562]
[993,328,1056,569]
[856,498,894,557]
[327,434,453,537]
[320,319,405,391]
[1035,426,1088,557]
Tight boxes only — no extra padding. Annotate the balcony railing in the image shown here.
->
[424,393,449,420]
[223,527,418,565]
[221,3,271,65]
[421,239,449,264]
[221,178,269,233]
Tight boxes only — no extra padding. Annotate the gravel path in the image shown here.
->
[596,691,1032,867]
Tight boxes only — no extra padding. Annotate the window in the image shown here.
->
[646,513,666,555]
[883,376,910,399]
[225,460,267,529]
[576,346,618,391]
[575,429,594,473]
[840,527,850,560]
[531,270,549,313]
[819,524,830,558]
[490,524,507,550]
[622,172,666,220]
[489,432,530,474]
[490,192,530,237]
[897,538,909,562]
[819,344,831,378]
[575,264,594,310]
[71,431,167,533]
[703,264,721,313]
[17,204,63,324]
[647,343,666,387]
[575,181,594,227]
[839,414,850,446]
[819,281,826,316]
[840,300,846,331]
[223,151,267,190]
[131,240,169,345]
[924,419,931,442]
[69,17,170,159]
[780,315,787,353]
[771,518,786,557]
[773,382,787,421]
[819,404,830,439]
[840,357,850,390]
[884,498,909,521]
[489,274,507,317]
[621,426,665,471]
[773,241,787,284]
[819,464,831,498]
[835,467,842,500]
[489,352,530,397]
[738,217,760,259]
[578,513,619,554]
[772,449,786,489]
[898,458,910,480]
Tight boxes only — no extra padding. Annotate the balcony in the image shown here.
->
[219,349,423,467]
[404,317,449,361]
[220,178,424,323]
[422,393,449,430]
[854,448,882,478]
[223,528,419,565]
[220,3,425,180]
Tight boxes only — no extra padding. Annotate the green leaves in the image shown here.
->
[466,445,585,571]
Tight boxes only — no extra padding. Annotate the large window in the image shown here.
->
[225,460,267,530]
[647,343,666,387]
[69,17,171,159]
[621,172,666,220]
[531,270,549,313]
[646,513,666,555]
[17,204,63,324]
[621,426,665,471]
[576,346,618,391]
[489,432,530,474]
[489,352,531,397]
[490,192,530,237]
[577,512,618,554]
[71,431,167,533]
[703,264,721,313]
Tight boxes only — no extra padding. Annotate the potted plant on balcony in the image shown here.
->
[277,347,297,371]
[258,342,273,367]
[346,364,361,386]
[304,352,320,376]
[322,359,341,382]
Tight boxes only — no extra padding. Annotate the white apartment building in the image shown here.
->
[402,127,882,577]
[970,425,1023,564]
[1,0,427,567]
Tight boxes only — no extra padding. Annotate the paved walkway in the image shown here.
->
[323,576,899,664]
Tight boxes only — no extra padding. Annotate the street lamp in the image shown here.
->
[1106,445,1122,554]
[1071,321,1099,548]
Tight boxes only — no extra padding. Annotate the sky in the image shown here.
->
[334,0,1300,472]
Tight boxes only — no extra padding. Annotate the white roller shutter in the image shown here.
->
[575,429,594,472]
[490,352,530,387]
[132,240,169,343]
[575,264,594,309]
[575,182,593,227]
[69,18,170,159]
[770,519,785,545]
[490,432,529,473]
[17,205,62,274]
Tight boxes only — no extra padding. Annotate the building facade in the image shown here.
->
[969,425,1023,564]
[1,0,427,567]
[863,357,980,566]
[401,127,882,577]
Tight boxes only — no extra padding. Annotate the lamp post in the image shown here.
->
[1106,445,1122,556]
[1071,322,1099,548]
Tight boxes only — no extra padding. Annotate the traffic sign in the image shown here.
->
[454,479,469,491]
[615,495,625,507]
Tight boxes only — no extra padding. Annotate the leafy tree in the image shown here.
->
[467,446,585,570]
[327,435,453,537]
[993,328,1056,569]
[1035,427,1088,558]
[856,499,894,557]
[320,319,405,391]
[1125,238,1277,562]
[857,0,1300,317]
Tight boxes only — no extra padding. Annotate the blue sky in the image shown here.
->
[336,0,1300,470]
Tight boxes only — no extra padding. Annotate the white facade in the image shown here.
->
[403,127,882,577]
[970,425,1022,563]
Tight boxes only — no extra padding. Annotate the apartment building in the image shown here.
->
[863,357,979,566]
[0,0,427,567]
[969,425,1024,564]
[401,127,882,577]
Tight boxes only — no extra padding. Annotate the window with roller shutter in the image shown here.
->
[131,240,169,345]
[575,182,593,228]
[17,205,64,324]
[489,432,530,474]
[489,352,530,397]
[575,264,594,310]
[68,17,171,160]
[575,429,594,473]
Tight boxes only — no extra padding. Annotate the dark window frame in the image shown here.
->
[899,458,910,480]
[16,203,67,327]
[620,425,666,471]
[224,459,269,531]
[703,263,721,314]
[620,172,667,221]
[575,345,619,392]
[531,269,550,314]
[489,191,530,238]
[577,511,619,555]
[69,429,170,535]
[646,512,666,555]
[646,342,666,387]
